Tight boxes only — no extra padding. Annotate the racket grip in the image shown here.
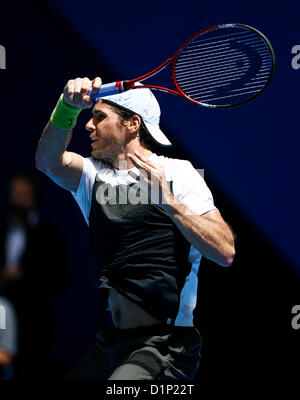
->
[88,81,125,99]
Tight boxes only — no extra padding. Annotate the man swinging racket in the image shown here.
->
[35,76,235,380]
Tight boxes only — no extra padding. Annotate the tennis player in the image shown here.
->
[35,77,235,380]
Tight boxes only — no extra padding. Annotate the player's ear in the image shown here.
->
[127,115,141,134]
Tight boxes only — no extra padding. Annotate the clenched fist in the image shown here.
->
[63,77,102,109]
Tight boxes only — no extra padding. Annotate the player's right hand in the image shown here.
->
[63,77,102,109]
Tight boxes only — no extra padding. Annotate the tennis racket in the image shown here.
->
[88,23,275,108]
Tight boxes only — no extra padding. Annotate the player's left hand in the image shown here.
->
[127,151,174,207]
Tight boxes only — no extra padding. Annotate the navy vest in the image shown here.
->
[88,174,192,321]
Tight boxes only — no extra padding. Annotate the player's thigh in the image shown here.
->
[108,346,167,380]
[160,328,202,380]
[66,347,112,380]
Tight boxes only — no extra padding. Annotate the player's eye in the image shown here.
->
[94,113,105,122]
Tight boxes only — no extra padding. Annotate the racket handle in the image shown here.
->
[88,81,125,100]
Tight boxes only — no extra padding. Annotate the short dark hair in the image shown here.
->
[102,100,160,152]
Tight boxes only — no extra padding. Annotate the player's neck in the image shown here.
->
[112,146,153,170]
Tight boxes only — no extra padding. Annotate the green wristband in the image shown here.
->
[50,94,82,130]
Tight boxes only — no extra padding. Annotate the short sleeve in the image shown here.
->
[72,157,102,225]
[172,160,217,216]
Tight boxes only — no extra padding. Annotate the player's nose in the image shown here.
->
[85,117,95,132]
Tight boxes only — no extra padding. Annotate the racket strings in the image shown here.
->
[175,58,250,79]
[182,35,254,55]
[186,30,253,47]
[174,26,274,106]
[175,50,249,70]
[178,68,250,88]
[176,46,271,66]
[186,80,268,98]
[177,64,271,89]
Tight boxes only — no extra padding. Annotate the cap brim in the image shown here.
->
[144,122,172,146]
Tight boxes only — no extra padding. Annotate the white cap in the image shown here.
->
[101,86,172,146]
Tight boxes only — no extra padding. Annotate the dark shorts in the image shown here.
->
[66,323,202,380]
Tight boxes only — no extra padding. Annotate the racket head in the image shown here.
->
[172,24,276,108]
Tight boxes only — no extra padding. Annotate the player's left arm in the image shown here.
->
[162,206,235,267]
[127,150,235,267]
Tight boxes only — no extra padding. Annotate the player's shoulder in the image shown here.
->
[84,156,107,171]
[83,157,113,176]
[150,153,192,166]
[150,153,194,177]
[79,157,114,185]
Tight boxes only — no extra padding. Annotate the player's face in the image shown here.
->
[85,100,128,162]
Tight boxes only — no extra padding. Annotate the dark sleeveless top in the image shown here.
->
[88,174,193,322]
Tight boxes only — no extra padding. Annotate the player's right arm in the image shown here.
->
[35,77,102,192]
